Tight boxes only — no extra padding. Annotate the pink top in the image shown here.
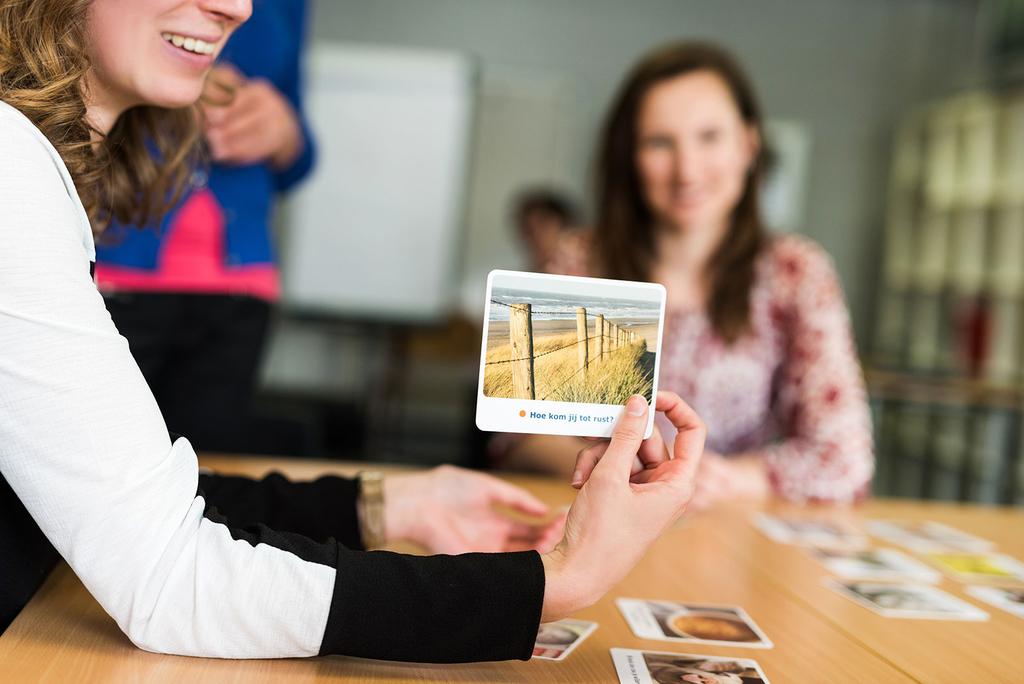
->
[653,235,873,503]
[95,188,280,301]
[500,233,874,503]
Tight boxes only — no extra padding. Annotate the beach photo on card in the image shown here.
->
[476,270,665,438]
[611,648,771,684]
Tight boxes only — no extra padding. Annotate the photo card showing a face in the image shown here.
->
[828,581,989,620]
[616,598,772,648]
[610,648,772,684]
[476,270,666,438]
[532,618,598,661]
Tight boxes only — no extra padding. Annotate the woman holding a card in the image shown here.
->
[500,41,874,509]
[0,0,707,662]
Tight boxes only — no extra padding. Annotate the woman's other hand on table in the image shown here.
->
[687,451,770,512]
[383,465,565,555]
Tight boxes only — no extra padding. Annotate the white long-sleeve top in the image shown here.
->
[0,99,544,662]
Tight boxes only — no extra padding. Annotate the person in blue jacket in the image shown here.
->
[95,0,314,453]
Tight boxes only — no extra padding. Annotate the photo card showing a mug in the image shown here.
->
[476,270,666,439]
[616,598,773,648]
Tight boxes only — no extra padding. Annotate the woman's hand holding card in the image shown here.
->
[540,391,705,622]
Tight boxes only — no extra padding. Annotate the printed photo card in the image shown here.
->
[476,270,666,438]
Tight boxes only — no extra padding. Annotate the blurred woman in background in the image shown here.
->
[499,41,874,508]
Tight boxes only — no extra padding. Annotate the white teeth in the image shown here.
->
[161,32,216,55]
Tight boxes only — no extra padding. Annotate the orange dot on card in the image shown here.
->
[519,410,526,417]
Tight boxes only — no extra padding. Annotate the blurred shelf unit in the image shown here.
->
[867,370,1022,505]
[870,90,1024,505]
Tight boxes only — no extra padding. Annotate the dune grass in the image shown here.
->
[484,331,652,404]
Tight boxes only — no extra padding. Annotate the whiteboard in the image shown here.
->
[281,44,476,321]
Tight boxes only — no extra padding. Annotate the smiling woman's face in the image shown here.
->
[86,0,250,111]
[634,69,758,235]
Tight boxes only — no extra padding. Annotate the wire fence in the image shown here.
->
[484,300,645,401]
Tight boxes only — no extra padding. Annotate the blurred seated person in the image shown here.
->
[94,0,313,455]
[494,42,874,509]
[511,186,590,276]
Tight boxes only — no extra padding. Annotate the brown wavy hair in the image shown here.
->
[0,0,202,234]
[594,41,768,343]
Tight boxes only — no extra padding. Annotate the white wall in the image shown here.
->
[306,0,981,345]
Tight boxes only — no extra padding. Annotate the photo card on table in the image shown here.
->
[828,581,989,620]
[865,520,993,554]
[923,551,1024,583]
[753,513,867,550]
[532,618,598,661]
[965,586,1024,618]
[616,598,772,648]
[809,547,941,582]
[611,648,772,684]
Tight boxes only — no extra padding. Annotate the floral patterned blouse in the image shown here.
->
[544,232,875,503]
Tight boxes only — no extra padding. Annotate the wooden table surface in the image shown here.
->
[1,455,1021,683]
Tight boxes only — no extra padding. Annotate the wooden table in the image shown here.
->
[1,456,1021,683]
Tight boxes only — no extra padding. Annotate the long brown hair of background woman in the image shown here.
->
[594,41,768,344]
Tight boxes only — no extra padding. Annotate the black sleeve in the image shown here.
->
[198,471,364,549]
[322,547,546,662]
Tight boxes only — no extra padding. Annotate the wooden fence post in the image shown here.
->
[509,303,535,400]
[576,307,588,376]
[595,314,604,363]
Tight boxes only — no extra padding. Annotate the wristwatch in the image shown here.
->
[356,470,385,550]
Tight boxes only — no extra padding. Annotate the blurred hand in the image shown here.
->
[383,465,565,555]
[687,451,770,512]
[541,392,705,621]
[200,63,304,169]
